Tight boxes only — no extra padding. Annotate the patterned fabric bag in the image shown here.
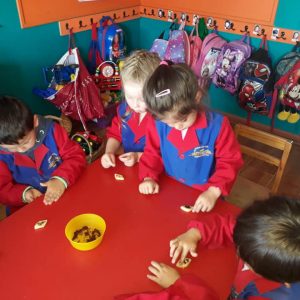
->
[213,34,252,94]
[238,37,275,117]
[164,21,190,64]
[150,21,177,60]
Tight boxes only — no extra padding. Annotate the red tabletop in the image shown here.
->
[0,162,240,300]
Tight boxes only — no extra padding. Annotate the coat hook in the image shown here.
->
[132,9,138,16]
[79,20,87,28]
[143,8,147,15]
[240,25,249,34]
[257,28,266,37]
[65,23,69,30]
[186,15,190,22]
[90,18,94,25]
[276,31,287,40]
[207,17,217,29]
[158,9,165,18]
[113,13,120,20]
[225,20,235,31]
[123,11,130,18]
[148,9,155,16]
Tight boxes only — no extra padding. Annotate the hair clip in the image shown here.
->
[155,89,171,98]
[160,61,169,66]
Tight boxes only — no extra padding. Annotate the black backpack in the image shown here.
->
[238,37,275,117]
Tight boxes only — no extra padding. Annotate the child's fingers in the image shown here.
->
[153,184,159,194]
[170,239,178,258]
[190,248,198,257]
[119,153,130,161]
[147,274,159,282]
[171,245,182,264]
[180,248,190,263]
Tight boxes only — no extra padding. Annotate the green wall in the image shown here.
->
[0,0,139,115]
[0,0,299,135]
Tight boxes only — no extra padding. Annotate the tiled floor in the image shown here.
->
[1,143,299,221]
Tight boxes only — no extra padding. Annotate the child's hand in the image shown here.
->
[118,152,138,167]
[24,188,42,203]
[147,261,180,288]
[139,178,159,194]
[101,153,116,168]
[170,228,201,264]
[192,187,221,213]
[40,178,66,205]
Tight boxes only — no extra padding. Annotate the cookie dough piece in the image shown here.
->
[114,173,125,181]
[180,205,193,212]
[176,257,192,269]
[34,219,48,230]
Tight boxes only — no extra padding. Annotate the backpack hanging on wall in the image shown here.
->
[189,20,203,73]
[164,21,190,64]
[212,34,252,94]
[98,16,126,62]
[88,22,103,74]
[193,31,226,88]
[238,37,275,117]
[273,60,300,124]
[275,42,300,81]
[149,20,177,60]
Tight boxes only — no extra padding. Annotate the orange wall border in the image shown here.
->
[58,5,299,45]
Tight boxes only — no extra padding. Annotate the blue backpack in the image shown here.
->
[98,16,126,62]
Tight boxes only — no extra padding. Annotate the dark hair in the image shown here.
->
[0,96,34,144]
[234,196,300,283]
[143,63,203,120]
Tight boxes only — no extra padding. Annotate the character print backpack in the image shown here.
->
[98,16,126,63]
[272,60,300,124]
[212,34,252,94]
[238,37,275,117]
[164,21,190,64]
[193,31,226,88]
[149,21,177,60]
[275,42,300,81]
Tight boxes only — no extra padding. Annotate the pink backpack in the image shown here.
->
[193,32,226,88]
[164,21,190,64]
[189,24,202,73]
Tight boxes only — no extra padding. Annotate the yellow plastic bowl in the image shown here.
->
[65,214,106,251]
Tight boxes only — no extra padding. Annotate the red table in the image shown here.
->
[0,162,240,300]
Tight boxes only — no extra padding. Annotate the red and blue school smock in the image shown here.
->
[106,101,151,153]
[0,116,86,209]
[188,214,300,300]
[139,111,243,196]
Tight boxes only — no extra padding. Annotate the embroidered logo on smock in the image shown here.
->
[48,153,61,169]
[189,146,212,158]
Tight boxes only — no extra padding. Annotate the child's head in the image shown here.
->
[143,62,203,130]
[120,50,160,113]
[0,96,37,152]
[233,196,300,283]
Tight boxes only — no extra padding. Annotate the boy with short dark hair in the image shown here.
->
[0,96,86,211]
[117,197,300,299]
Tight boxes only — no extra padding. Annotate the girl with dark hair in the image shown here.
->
[139,62,243,212]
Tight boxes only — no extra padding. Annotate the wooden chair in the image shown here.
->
[227,124,293,208]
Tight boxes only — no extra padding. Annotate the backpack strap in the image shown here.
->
[240,33,250,45]
[259,35,268,51]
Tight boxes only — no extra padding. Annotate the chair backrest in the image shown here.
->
[235,123,293,194]
[44,114,72,136]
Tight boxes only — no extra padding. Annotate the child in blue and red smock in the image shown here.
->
[116,197,300,299]
[0,96,86,212]
[139,62,243,212]
[100,51,160,169]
